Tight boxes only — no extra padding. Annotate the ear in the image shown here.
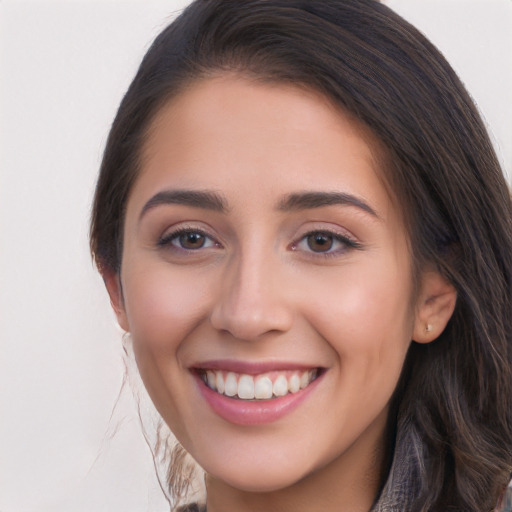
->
[102,267,130,332]
[412,271,457,344]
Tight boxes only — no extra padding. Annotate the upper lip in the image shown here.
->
[190,359,321,375]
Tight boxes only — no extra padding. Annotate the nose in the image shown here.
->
[209,250,294,341]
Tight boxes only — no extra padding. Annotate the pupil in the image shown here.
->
[180,232,205,249]
[307,233,333,252]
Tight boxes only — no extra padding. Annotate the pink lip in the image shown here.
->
[192,365,324,426]
[191,359,316,375]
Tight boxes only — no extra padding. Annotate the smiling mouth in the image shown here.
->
[197,368,320,401]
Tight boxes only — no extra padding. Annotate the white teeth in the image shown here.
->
[254,376,273,399]
[238,375,255,399]
[300,371,310,389]
[273,375,288,397]
[224,372,237,397]
[207,371,216,389]
[216,372,225,394]
[289,374,300,393]
[202,368,318,400]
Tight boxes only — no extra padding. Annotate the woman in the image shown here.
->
[90,1,512,510]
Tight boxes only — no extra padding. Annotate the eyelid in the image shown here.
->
[155,222,361,257]
[291,227,362,256]
[157,224,222,250]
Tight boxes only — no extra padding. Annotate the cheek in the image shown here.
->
[302,261,414,392]
[122,264,214,353]
[120,263,217,441]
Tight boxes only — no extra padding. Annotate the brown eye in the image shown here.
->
[293,230,361,257]
[178,232,207,249]
[306,233,334,252]
[158,228,217,251]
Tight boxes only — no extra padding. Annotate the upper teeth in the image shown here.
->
[201,369,317,400]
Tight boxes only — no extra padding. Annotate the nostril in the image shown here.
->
[209,298,293,341]
[208,259,294,339]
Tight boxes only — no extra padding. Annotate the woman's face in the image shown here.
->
[110,75,424,493]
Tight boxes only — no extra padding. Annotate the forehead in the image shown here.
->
[133,75,396,221]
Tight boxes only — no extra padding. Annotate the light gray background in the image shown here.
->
[1,1,511,511]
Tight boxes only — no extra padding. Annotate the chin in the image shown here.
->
[202,453,315,494]
[215,471,304,494]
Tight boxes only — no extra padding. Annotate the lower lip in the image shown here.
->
[194,372,322,426]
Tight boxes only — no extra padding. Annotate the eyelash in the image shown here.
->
[157,227,362,257]
[157,227,220,251]
[291,229,362,258]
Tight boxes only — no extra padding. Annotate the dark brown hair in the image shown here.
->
[90,1,512,510]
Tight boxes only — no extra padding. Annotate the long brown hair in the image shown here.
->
[90,1,512,510]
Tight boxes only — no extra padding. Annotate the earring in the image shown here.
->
[425,324,433,333]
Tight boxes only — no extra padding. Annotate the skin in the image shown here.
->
[105,75,456,512]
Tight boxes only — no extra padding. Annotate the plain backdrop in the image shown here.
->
[0,1,511,511]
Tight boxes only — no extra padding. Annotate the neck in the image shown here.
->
[205,411,388,512]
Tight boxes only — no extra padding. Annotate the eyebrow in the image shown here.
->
[139,188,378,220]
[278,191,379,217]
[139,189,228,220]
